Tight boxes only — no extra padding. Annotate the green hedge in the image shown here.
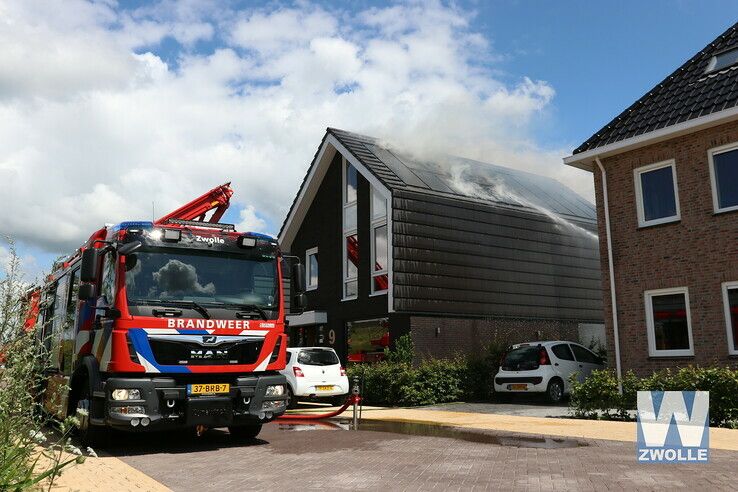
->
[569,366,738,428]
[347,334,505,406]
[348,358,466,406]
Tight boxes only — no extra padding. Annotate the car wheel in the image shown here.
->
[228,424,262,440]
[286,387,297,409]
[546,379,564,404]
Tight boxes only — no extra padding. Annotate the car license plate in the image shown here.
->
[187,383,230,395]
[316,385,334,391]
[510,384,528,391]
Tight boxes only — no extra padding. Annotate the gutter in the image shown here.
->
[565,105,738,171]
[595,157,623,393]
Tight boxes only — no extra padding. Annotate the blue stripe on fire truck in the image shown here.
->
[128,328,191,373]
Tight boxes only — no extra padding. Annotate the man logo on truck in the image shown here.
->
[190,349,229,360]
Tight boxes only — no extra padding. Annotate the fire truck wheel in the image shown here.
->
[228,424,262,440]
[73,384,107,446]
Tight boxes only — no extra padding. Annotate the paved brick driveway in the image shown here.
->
[102,420,738,491]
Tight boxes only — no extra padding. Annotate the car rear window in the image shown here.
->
[297,349,339,366]
[502,346,540,370]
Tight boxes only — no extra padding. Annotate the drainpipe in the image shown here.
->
[595,156,623,393]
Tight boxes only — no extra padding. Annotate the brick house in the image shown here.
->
[565,23,738,376]
[280,128,603,363]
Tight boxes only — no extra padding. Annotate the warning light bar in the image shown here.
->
[166,218,235,231]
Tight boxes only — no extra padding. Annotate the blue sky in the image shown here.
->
[0,0,735,279]
[119,0,736,148]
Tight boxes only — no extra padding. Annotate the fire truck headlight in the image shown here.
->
[111,389,142,401]
[265,385,285,397]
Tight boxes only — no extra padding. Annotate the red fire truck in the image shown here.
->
[30,183,305,443]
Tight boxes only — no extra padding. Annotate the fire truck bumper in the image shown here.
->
[103,373,288,430]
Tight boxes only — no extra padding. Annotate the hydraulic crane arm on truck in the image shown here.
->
[28,183,307,444]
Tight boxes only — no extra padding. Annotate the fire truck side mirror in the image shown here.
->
[294,293,307,313]
[78,283,96,300]
[118,240,142,256]
[291,262,306,293]
[80,249,99,283]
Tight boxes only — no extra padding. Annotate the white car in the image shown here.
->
[280,347,349,408]
[493,341,605,403]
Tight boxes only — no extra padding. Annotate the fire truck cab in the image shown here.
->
[34,184,304,443]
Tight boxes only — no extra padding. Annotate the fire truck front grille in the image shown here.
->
[148,338,264,366]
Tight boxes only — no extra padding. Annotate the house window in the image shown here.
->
[645,287,694,357]
[706,47,738,73]
[370,186,388,294]
[634,160,681,227]
[708,143,738,213]
[722,282,738,355]
[305,247,318,291]
[342,158,358,300]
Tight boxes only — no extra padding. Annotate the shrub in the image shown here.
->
[349,334,501,406]
[384,334,414,365]
[0,240,82,490]
[570,366,738,427]
[399,358,465,406]
[461,340,507,402]
[348,361,413,406]
[568,369,639,420]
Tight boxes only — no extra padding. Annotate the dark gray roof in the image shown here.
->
[328,128,595,222]
[574,22,738,154]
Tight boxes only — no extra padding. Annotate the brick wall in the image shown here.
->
[410,316,580,361]
[594,120,738,376]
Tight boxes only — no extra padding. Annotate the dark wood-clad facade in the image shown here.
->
[280,128,603,362]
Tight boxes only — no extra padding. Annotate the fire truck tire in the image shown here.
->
[228,424,262,440]
[73,383,108,447]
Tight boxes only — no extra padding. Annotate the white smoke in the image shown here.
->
[445,163,599,242]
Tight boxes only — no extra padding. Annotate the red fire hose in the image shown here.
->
[276,394,361,420]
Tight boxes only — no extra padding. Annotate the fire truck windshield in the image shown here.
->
[124,249,278,315]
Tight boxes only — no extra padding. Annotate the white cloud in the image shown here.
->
[0,0,593,261]
[229,5,337,54]
[235,205,268,234]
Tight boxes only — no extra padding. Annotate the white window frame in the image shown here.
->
[708,142,738,214]
[370,186,388,296]
[342,158,358,301]
[644,287,694,357]
[633,159,681,228]
[722,281,738,356]
[305,247,318,291]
